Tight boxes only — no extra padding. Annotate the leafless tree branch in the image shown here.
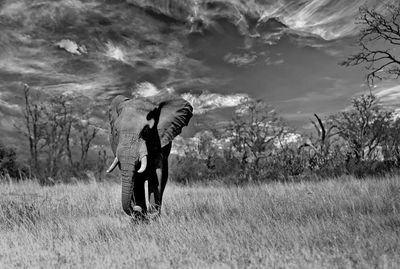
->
[342,4,400,84]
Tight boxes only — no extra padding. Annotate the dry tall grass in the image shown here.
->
[1,176,399,268]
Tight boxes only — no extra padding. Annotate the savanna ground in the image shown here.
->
[0,177,399,269]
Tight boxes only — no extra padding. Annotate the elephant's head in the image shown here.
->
[107,92,193,215]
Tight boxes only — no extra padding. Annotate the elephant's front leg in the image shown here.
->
[148,170,162,214]
[154,167,163,212]
[152,158,169,215]
[147,155,164,216]
[133,173,148,216]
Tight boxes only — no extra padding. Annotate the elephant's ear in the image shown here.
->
[157,97,193,147]
[109,95,130,155]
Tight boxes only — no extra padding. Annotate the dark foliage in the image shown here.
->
[170,94,400,185]
[0,142,19,178]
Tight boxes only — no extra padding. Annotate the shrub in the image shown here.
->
[0,142,19,178]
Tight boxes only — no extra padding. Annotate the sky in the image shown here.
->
[0,0,399,148]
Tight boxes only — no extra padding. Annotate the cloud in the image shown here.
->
[0,0,96,33]
[128,0,378,40]
[0,56,49,75]
[132,83,247,114]
[105,42,126,62]
[131,82,175,98]
[0,100,19,111]
[375,84,400,100]
[261,0,357,40]
[55,39,87,55]
[0,92,20,115]
[40,75,118,96]
[264,57,284,65]
[135,82,161,97]
[375,84,400,107]
[224,53,257,66]
[181,92,249,114]
[126,83,249,114]
[0,2,26,17]
[255,0,396,40]
[259,31,284,45]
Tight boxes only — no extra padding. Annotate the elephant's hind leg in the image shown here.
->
[159,143,171,207]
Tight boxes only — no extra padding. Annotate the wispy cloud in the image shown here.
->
[132,83,248,114]
[182,92,249,114]
[134,82,174,97]
[40,75,118,96]
[224,53,257,66]
[259,0,390,40]
[375,84,400,107]
[128,0,381,40]
[0,100,20,112]
[265,57,284,66]
[258,31,284,45]
[241,0,396,40]
[135,82,161,97]
[0,0,97,32]
[0,92,21,116]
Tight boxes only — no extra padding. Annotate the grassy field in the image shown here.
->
[0,177,399,268]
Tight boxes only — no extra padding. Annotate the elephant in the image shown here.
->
[106,92,193,218]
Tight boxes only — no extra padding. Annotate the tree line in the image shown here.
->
[170,93,400,184]
[0,84,108,184]
[2,88,399,184]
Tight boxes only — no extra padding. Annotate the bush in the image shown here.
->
[0,142,19,178]
[169,154,242,185]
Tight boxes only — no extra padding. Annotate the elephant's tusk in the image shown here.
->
[144,180,149,211]
[106,157,119,173]
[137,155,147,173]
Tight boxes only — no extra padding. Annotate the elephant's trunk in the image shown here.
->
[120,163,135,215]
[118,138,148,216]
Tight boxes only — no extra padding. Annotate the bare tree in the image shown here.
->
[299,114,341,171]
[95,147,108,181]
[77,122,98,170]
[332,94,393,162]
[381,117,400,165]
[301,114,337,156]
[20,84,45,174]
[69,112,98,171]
[226,100,284,179]
[342,4,400,84]
[41,95,73,177]
[18,84,99,180]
